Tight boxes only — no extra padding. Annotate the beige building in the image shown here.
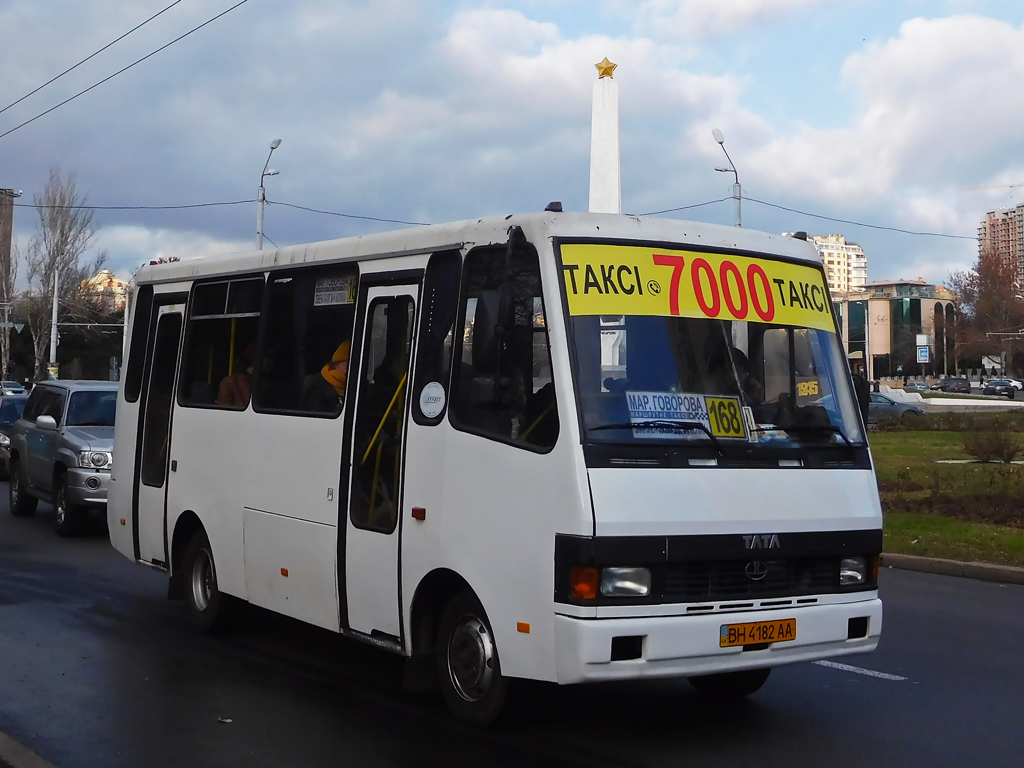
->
[832,279,956,380]
[811,234,867,295]
[82,269,128,312]
[978,204,1024,283]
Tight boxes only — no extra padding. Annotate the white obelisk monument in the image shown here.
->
[589,57,621,214]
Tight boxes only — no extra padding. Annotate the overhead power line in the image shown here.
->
[14,194,975,240]
[0,0,183,118]
[0,0,249,141]
[13,200,254,210]
[743,197,975,240]
[267,200,428,227]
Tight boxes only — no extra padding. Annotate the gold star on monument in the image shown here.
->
[595,57,617,79]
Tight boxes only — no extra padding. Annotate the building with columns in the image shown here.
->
[832,279,956,380]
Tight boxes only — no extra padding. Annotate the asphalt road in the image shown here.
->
[2,490,1023,768]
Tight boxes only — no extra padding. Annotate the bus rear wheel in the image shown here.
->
[183,530,235,633]
[436,590,510,726]
[688,667,771,699]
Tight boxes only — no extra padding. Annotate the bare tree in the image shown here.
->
[22,168,106,379]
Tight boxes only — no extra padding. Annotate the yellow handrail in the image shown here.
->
[361,373,407,465]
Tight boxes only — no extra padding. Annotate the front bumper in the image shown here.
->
[554,596,882,684]
[65,467,110,507]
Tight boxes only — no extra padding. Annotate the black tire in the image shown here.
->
[9,460,37,518]
[182,530,236,633]
[688,667,771,699]
[436,589,512,726]
[53,474,86,537]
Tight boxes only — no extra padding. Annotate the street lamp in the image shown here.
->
[257,138,282,250]
[712,128,741,227]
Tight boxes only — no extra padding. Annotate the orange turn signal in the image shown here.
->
[871,554,880,583]
[517,622,531,633]
[280,568,289,577]
[570,566,599,600]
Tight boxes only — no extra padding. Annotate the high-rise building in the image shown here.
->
[978,204,1024,283]
[810,234,867,295]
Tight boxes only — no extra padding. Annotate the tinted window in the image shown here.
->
[66,391,118,427]
[141,313,183,488]
[350,296,414,533]
[449,244,558,450]
[124,284,154,403]
[178,278,264,409]
[412,250,460,425]
[0,398,26,426]
[253,266,358,416]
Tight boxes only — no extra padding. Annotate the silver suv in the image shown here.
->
[7,380,117,536]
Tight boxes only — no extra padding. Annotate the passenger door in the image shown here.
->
[135,303,184,565]
[344,283,418,643]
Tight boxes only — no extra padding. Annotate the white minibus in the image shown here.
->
[109,211,882,725]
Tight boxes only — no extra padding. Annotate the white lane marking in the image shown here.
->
[813,660,909,681]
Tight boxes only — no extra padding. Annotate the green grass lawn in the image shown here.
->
[871,431,1024,566]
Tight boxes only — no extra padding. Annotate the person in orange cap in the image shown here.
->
[301,340,349,414]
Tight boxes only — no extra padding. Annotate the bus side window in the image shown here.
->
[123,284,154,403]
[252,265,358,416]
[412,250,460,425]
[178,278,264,410]
[449,245,558,450]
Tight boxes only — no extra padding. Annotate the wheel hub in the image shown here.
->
[447,615,495,702]
[190,549,213,612]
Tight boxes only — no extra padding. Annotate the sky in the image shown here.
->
[2,0,1023,286]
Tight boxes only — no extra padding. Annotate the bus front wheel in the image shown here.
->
[437,590,510,726]
[688,667,771,699]
[182,530,235,633]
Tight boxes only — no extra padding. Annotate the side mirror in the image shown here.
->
[36,415,58,431]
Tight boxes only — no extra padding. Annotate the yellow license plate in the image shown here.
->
[720,618,796,648]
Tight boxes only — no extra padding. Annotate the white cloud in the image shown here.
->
[635,0,827,39]
[744,15,1024,241]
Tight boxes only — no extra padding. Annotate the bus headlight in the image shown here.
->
[600,567,652,597]
[840,556,867,586]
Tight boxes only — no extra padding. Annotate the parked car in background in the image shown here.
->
[1,381,26,396]
[7,380,117,536]
[0,394,29,478]
[1002,378,1024,391]
[868,393,924,425]
[903,381,930,392]
[931,377,971,393]
[982,380,1017,399]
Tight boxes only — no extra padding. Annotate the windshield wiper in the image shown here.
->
[591,420,726,456]
[755,423,855,447]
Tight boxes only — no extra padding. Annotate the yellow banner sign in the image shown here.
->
[560,243,835,333]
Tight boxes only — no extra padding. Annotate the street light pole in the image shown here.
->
[257,138,282,249]
[712,128,741,227]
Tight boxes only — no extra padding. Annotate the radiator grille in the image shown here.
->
[662,557,840,602]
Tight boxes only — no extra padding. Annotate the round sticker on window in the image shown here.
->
[419,381,446,418]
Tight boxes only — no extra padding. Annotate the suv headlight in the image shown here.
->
[600,567,652,597]
[0,433,9,447]
[79,451,112,470]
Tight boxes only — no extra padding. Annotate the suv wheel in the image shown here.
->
[53,474,86,537]
[9,460,38,517]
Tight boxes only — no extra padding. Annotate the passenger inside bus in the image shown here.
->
[217,342,257,407]
[300,341,349,414]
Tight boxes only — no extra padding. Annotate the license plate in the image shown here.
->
[720,618,796,648]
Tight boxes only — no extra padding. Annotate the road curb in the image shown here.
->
[881,552,1024,585]
[0,732,57,768]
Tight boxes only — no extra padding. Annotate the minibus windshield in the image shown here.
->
[560,243,864,448]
